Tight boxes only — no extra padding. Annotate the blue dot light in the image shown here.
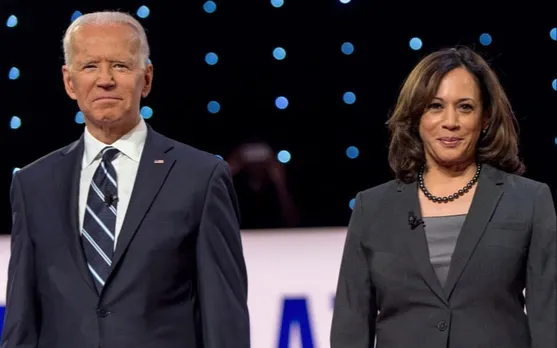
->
[10,116,21,129]
[271,0,284,7]
[349,198,355,210]
[71,11,82,22]
[340,0,351,3]
[343,91,356,104]
[137,5,150,18]
[277,150,291,163]
[479,33,492,46]
[140,106,153,119]
[273,47,286,60]
[341,42,354,55]
[215,154,223,160]
[205,52,219,65]
[13,168,20,175]
[207,101,221,114]
[8,67,20,80]
[550,28,557,41]
[204,1,217,13]
[275,96,289,109]
[6,15,18,28]
[75,111,85,124]
[346,146,359,159]
[552,78,557,91]
[409,37,423,50]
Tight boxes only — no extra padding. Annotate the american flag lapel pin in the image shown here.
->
[154,159,164,164]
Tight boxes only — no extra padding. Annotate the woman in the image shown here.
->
[330,46,556,348]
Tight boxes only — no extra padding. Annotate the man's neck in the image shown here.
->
[86,118,140,144]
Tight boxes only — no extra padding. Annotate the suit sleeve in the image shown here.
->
[1,172,40,348]
[197,160,250,348]
[331,192,377,348]
[526,183,557,348]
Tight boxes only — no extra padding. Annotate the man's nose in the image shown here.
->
[96,68,116,87]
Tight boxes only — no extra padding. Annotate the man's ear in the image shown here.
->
[62,65,77,100]
[141,63,154,98]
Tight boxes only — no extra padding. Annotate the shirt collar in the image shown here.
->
[82,117,147,168]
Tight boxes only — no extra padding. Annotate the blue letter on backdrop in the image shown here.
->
[278,297,314,348]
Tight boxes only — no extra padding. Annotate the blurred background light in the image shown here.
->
[6,15,18,28]
[277,150,291,163]
[343,91,356,104]
[205,52,219,65]
[71,10,82,22]
[10,116,21,129]
[203,1,217,13]
[8,67,20,80]
[346,146,359,159]
[341,42,354,55]
[273,47,287,60]
[137,5,150,18]
[409,37,423,50]
[207,101,221,113]
[275,96,289,109]
[140,106,153,119]
[479,33,492,46]
[75,111,85,124]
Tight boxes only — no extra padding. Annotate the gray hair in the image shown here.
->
[62,11,150,68]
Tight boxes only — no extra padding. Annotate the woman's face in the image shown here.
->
[419,67,484,168]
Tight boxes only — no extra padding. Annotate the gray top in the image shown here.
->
[422,214,466,287]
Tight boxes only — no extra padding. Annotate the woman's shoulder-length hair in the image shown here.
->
[386,46,525,183]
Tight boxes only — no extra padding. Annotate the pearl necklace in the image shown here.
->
[418,163,481,203]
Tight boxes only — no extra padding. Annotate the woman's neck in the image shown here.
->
[425,161,477,180]
[422,161,479,195]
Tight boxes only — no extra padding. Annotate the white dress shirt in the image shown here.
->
[78,118,147,249]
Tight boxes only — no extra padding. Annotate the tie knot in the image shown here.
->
[101,147,120,162]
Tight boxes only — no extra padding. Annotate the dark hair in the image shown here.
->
[386,46,525,183]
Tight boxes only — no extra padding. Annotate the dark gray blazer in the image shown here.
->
[2,126,250,348]
[331,164,557,348]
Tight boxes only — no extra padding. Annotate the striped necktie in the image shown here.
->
[81,146,119,293]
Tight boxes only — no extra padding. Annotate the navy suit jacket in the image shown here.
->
[2,126,250,348]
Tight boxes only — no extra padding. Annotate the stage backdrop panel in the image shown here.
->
[0,228,347,347]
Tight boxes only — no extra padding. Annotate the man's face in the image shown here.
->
[62,23,153,131]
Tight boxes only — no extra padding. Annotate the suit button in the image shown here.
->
[437,320,448,331]
[97,309,109,318]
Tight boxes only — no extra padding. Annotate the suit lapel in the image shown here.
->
[107,128,176,281]
[443,165,504,299]
[54,137,98,294]
[397,181,448,305]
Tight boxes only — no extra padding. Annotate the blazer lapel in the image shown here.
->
[107,128,176,281]
[443,165,504,299]
[54,137,98,294]
[397,181,448,305]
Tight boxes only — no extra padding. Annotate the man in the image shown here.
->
[2,11,250,348]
